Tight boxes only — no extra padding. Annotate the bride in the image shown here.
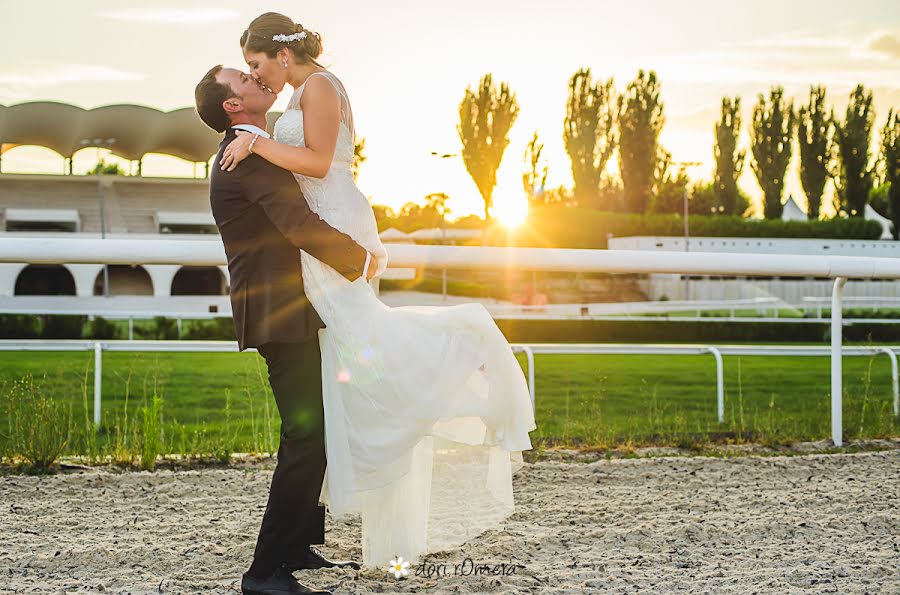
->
[220,11,536,568]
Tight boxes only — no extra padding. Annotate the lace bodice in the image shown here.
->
[274,71,355,171]
[273,71,387,276]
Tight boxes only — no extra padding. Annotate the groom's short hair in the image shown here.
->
[195,65,236,133]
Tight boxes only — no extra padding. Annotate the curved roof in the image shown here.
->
[0,102,280,163]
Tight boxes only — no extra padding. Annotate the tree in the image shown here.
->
[423,192,452,226]
[618,70,665,213]
[833,84,875,217]
[371,204,395,226]
[797,86,832,220]
[352,137,367,181]
[522,131,549,205]
[457,73,519,226]
[539,184,577,208]
[563,69,616,207]
[750,86,795,219]
[881,109,900,238]
[86,160,124,176]
[652,150,689,215]
[714,96,745,216]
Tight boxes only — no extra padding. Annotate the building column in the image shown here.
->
[144,265,181,297]
[66,263,106,297]
[218,265,230,289]
[0,263,27,296]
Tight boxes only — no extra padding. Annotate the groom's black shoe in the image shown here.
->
[241,565,333,595]
[289,546,361,571]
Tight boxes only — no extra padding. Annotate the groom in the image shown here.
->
[195,65,372,595]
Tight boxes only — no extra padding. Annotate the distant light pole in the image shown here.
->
[675,161,702,301]
[430,151,459,301]
[80,137,116,297]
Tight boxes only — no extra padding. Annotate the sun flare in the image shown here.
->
[493,196,529,228]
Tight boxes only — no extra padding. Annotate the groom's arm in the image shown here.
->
[237,156,368,280]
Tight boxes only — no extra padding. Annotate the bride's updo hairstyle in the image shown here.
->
[240,12,324,66]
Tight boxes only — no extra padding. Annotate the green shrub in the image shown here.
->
[140,395,164,471]
[379,277,504,299]
[0,315,41,338]
[41,315,87,339]
[3,374,71,470]
[183,318,235,340]
[135,317,179,340]
[494,318,900,343]
[83,316,121,340]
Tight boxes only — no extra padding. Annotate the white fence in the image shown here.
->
[3,237,900,446]
[0,340,897,433]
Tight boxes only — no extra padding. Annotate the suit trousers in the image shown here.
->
[247,337,327,578]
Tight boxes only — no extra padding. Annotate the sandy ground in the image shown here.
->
[1,449,898,594]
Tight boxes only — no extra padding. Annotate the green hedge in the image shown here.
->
[0,315,236,341]
[0,315,88,339]
[495,319,900,343]
[3,313,897,344]
[484,208,885,249]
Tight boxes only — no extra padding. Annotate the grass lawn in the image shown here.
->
[1,347,897,465]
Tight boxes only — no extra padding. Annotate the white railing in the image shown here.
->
[487,297,783,318]
[3,237,900,446]
[7,301,900,327]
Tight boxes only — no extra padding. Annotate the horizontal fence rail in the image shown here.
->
[5,238,900,278]
[3,238,900,446]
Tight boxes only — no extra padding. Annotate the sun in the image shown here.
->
[492,195,529,228]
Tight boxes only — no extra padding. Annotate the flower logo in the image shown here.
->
[387,556,410,579]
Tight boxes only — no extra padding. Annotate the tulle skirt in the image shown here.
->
[300,251,536,568]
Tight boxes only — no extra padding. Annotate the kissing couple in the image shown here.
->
[195,11,536,595]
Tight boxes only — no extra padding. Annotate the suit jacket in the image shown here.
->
[209,127,367,351]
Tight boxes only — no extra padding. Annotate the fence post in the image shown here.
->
[706,346,725,423]
[831,277,847,446]
[877,347,899,417]
[93,342,103,426]
[511,345,536,412]
[523,345,535,412]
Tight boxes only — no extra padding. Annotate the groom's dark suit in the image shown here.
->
[209,127,367,578]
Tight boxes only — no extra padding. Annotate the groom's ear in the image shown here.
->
[222,96,243,115]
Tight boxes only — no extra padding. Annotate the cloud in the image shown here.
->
[865,31,900,59]
[631,29,900,90]
[730,33,854,52]
[0,64,146,102]
[0,65,146,88]
[97,8,240,25]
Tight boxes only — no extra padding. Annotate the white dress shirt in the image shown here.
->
[231,124,271,139]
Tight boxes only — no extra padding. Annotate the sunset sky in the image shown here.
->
[1,0,899,220]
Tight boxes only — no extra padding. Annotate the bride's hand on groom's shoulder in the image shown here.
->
[220,131,255,172]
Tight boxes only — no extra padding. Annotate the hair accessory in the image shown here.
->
[272,32,308,43]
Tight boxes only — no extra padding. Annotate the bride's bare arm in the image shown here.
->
[220,76,340,177]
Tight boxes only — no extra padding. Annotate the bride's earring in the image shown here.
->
[282,60,288,68]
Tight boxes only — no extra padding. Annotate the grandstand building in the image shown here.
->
[0,102,289,313]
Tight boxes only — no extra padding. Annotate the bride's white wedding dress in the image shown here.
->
[273,71,536,568]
